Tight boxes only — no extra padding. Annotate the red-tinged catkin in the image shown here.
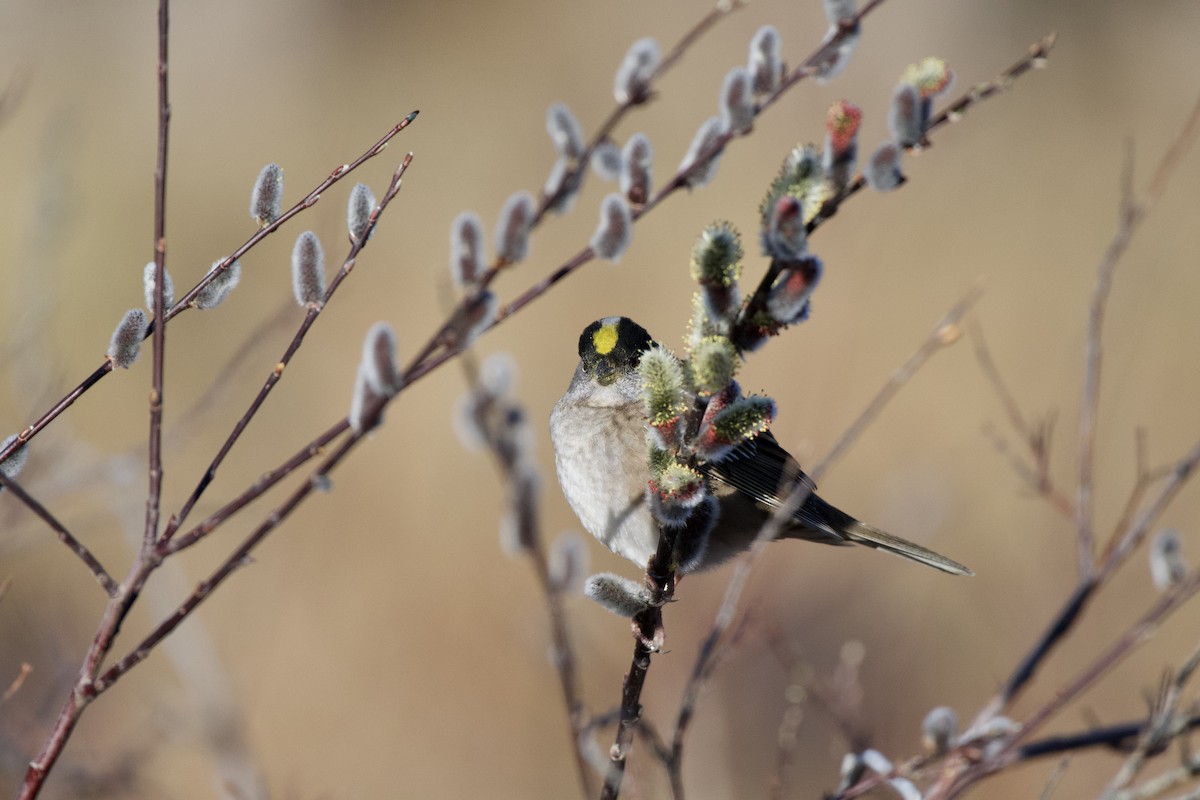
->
[824,99,861,192]
[764,196,807,261]
[766,255,823,324]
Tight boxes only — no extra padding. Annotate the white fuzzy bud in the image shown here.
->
[888,82,924,147]
[679,116,725,188]
[748,26,782,95]
[719,67,754,135]
[451,290,498,350]
[450,211,486,288]
[812,24,859,83]
[347,182,376,242]
[620,133,653,205]
[543,157,584,214]
[763,196,807,261]
[546,102,585,160]
[1150,528,1188,590]
[479,352,518,398]
[106,309,148,368]
[584,573,652,617]
[250,163,284,227]
[922,706,958,755]
[823,0,856,23]
[143,262,175,312]
[590,141,623,181]
[291,231,326,308]
[614,38,660,105]
[349,362,384,433]
[361,322,403,397]
[590,194,633,262]
[864,142,904,192]
[549,531,589,593]
[0,434,29,480]
[494,192,535,263]
[194,260,242,309]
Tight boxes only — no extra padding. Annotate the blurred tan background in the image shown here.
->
[0,0,1198,797]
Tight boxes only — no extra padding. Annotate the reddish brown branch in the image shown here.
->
[0,474,116,596]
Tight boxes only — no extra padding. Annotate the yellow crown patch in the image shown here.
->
[592,323,619,355]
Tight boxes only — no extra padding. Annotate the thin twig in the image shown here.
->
[528,545,593,798]
[1036,758,1071,800]
[0,474,116,596]
[666,614,751,796]
[969,319,1035,444]
[971,322,1074,519]
[1,662,32,705]
[1076,141,1135,579]
[163,419,348,556]
[1100,440,1200,582]
[145,0,170,551]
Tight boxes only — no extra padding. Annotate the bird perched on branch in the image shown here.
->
[550,316,971,576]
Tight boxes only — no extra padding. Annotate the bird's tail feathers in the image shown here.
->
[838,518,973,576]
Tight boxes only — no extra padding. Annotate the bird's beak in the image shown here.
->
[593,358,617,386]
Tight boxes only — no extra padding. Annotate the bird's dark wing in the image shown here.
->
[704,432,973,575]
[702,431,845,542]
